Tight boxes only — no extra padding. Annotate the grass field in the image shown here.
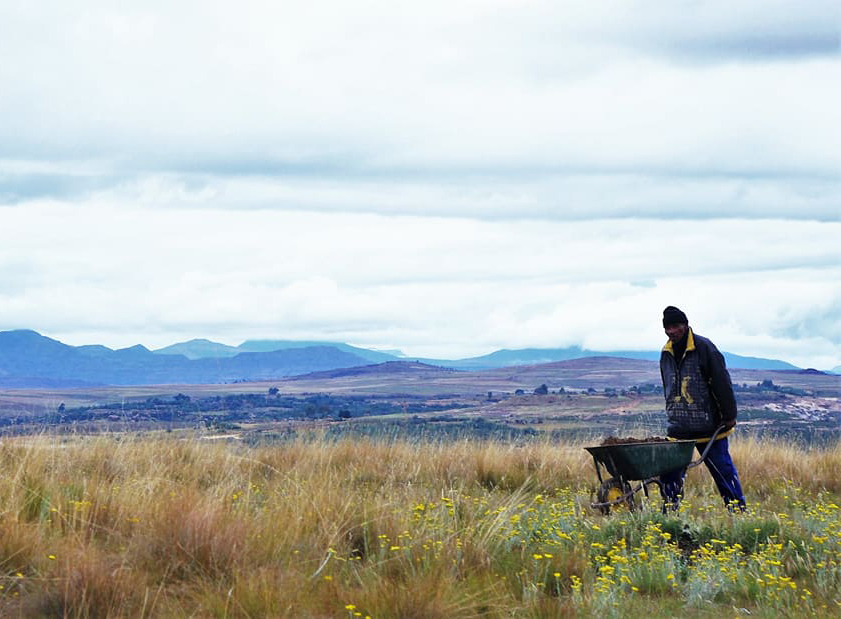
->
[0,433,838,618]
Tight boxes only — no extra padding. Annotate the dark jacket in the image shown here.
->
[660,329,737,440]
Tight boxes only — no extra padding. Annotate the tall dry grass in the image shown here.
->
[0,433,837,617]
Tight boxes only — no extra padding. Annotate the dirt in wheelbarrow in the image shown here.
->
[599,435,669,446]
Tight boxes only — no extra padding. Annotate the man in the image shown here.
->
[659,306,746,511]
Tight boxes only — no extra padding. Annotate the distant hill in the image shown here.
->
[155,338,398,363]
[236,340,398,363]
[720,352,798,371]
[420,347,798,371]
[423,347,594,370]
[0,330,370,386]
[289,360,456,381]
[153,339,240,359]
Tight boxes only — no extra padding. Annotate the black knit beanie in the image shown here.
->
[662,306,688,327]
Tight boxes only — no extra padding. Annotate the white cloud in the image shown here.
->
[0,1,838,369]
[0,3,838,186]
[1,201,838,367]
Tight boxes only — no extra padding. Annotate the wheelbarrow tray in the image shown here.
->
[584,440,696,481]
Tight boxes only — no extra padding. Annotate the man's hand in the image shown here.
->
[723,419,736,430]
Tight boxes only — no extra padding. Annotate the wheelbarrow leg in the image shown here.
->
[591,454,604,484]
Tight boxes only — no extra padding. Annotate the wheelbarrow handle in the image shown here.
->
[686,425,727,469]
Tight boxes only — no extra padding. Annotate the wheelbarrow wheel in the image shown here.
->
[597,478,635,515]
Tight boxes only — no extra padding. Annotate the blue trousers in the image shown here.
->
[660,437,746,511]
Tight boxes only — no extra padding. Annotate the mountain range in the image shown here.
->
[154,337,800,372]
[0,329,810,388]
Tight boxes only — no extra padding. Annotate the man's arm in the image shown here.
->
[659,353,668,402]
[704,343,737,425]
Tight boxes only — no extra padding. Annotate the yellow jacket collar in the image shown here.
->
[663,327,695,356]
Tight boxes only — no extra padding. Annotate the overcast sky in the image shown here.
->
[1,1,839,369]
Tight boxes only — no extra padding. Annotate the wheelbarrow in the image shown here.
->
[584,425,726,514]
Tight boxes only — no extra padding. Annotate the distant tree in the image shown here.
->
[759,379,778,391]
[533,384,548,395]
[268,387,279,396]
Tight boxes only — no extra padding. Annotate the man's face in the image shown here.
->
[664,322,688,343]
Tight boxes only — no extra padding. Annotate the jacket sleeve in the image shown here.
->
[703,342,737,422]
[659,353,668,398]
